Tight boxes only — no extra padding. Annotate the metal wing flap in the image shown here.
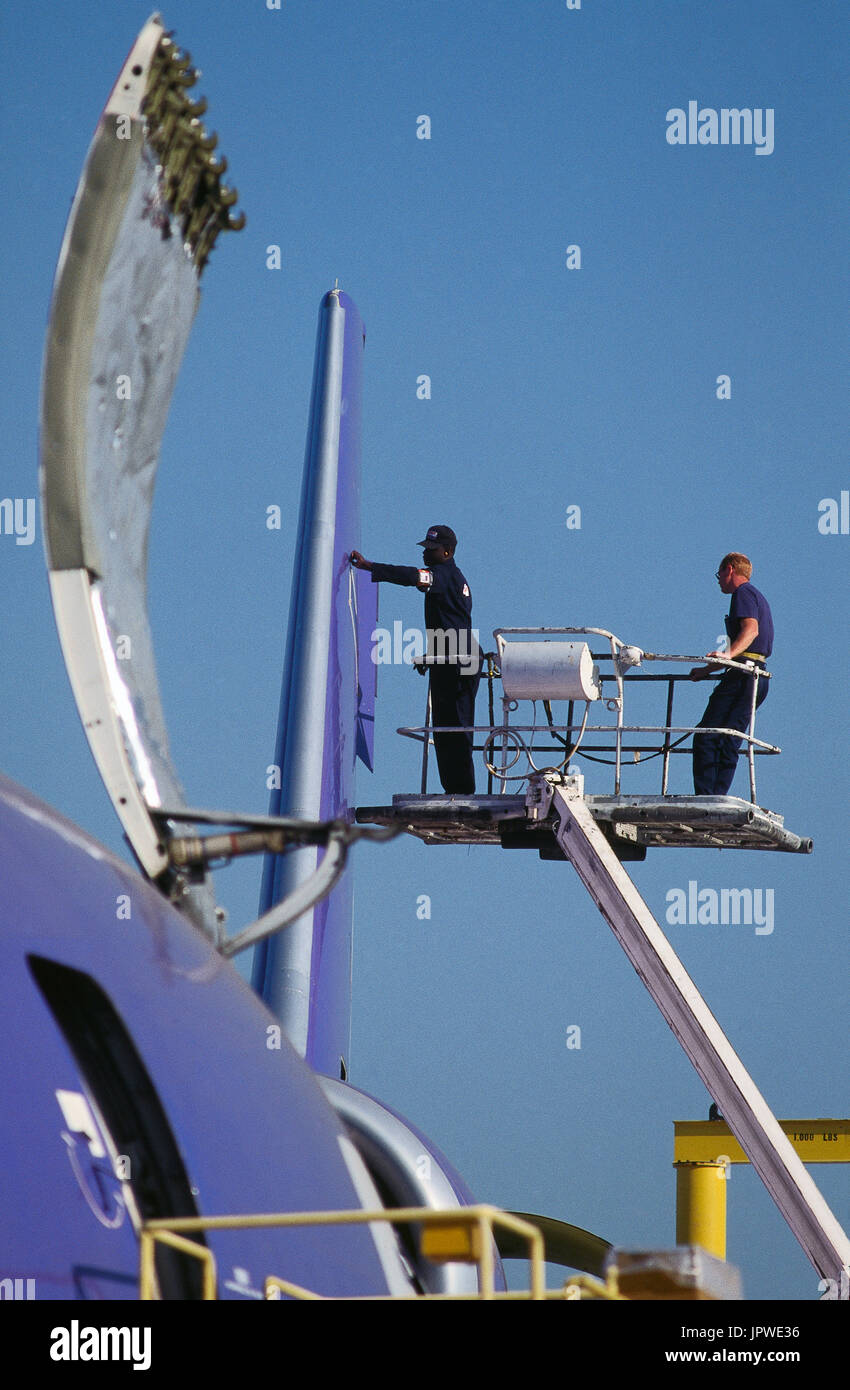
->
[39,17,243,935]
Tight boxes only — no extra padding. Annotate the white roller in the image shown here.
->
[497,638,601,702]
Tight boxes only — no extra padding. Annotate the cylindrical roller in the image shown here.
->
[498,639,601,702]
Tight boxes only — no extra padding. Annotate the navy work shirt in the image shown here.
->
[370,558,480,671]
[725,582,774,658]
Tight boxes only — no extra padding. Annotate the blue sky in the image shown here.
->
[1,1,847,1298]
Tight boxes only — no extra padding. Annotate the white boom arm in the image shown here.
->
[537,775,850,1291]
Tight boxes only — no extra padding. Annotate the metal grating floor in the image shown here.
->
[356,794,813,855]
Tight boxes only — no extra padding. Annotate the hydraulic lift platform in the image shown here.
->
[356,630,849,1292]
[357,774,847,1292]
[356,792,813,858]
[374,627,814,859]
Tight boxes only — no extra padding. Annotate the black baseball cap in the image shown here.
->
[418,525,457,549]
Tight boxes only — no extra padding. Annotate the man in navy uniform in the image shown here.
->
[690,552,773,796]
[350,525,481,794]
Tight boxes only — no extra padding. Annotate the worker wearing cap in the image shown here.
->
[350,526,481,794]
[689,552,773,796]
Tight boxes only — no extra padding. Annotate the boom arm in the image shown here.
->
[536,774,850,1289]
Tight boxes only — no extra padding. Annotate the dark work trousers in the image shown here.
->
[692,670,769,796]
[429,664,481,794]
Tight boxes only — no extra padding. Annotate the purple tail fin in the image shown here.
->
[252,290,378,1077]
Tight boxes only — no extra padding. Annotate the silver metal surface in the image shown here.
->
[43,139,199,813]
[319,1077,481,1295]
[39,17,219,935]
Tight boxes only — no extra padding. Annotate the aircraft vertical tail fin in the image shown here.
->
[253,289,376,1076]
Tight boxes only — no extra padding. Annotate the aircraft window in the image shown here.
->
[28,955,205,1299]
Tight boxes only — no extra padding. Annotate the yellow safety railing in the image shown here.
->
[140,1203,561,1301]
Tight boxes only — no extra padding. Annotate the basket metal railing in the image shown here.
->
[398,627,775,803]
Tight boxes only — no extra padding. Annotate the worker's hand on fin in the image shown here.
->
[350,550,371,571]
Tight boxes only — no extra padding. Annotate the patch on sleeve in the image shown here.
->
[418,569,433,588]
[462,583,470,597]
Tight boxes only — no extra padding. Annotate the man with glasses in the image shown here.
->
[689,553,773,797]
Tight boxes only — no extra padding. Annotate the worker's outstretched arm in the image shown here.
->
[350,551,431,591]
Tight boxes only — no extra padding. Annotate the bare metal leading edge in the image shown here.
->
[38,18,380,985]
[39,17,244,938]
